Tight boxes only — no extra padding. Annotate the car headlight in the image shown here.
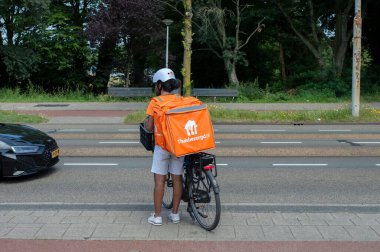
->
[11,146,40,154]
[0,140,11,150]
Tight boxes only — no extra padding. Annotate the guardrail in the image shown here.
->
[192,88,238,101]
[108,87,152,97]
[108,87,239,100]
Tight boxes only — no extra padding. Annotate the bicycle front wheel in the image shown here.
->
[162,173,173,209]
[189,169,221,231]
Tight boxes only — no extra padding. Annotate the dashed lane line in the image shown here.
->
[318,129,352,132]
[98,141,139,144]
[272,164,328,167]
[59,129,87,132]
[64,163,119,166]
[250,129,286,132]
[260,141,302,144]
[352,142,380,144]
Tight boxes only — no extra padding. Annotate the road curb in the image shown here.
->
[2,202,380,213]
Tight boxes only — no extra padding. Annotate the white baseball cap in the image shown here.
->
[152,68,176,83]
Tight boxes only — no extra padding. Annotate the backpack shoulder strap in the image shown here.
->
[153,95,181,109]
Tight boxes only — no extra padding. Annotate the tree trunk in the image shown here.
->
[275,0,325,69]
[333,0,354,77]
[71,0,87,84]
[94,33,118,94]
[279,42,286,84]
[224,58,239,85]
[182,0,193,96]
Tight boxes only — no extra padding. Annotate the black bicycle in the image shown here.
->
[162,152,221,231]
[139,123,221,230]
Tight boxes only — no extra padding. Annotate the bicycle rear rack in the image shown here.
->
[185,152,218,178]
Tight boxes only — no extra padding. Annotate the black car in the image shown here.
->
[0,123,59,177]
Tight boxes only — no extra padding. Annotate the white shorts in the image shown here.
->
[151,145,185,175]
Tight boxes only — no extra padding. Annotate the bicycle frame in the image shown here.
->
[182,153,218,201]
[163,152,221,231]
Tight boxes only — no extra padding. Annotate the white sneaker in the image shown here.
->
[148,213,162,226]
[168,212,180,224]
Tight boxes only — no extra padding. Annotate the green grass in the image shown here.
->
[0,111,47,124]
[124,106,380,124]
[0,86,151,102]
[1,86,378,103]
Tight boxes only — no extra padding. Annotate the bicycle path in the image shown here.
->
[3,101,379,124]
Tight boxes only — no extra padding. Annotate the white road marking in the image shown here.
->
[64,163,118,166]
[376,164,380,166]
[272,164,328,166]
[215,142,221,144]
[250,129,286,132]
[118,129,139,132]
[99,141,139,144]
[217,164,228,166]
[261,141,302,144]
[318,129,352,132]
[59,129,86,132]
[213,129,219,132]
[352,142,380,144]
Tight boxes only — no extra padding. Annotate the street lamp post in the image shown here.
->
[163,19,173,68]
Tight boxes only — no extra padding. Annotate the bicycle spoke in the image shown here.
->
[162,174,173,209]
[189,168,220,231]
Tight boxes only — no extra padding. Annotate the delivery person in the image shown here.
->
[144,68,183,226]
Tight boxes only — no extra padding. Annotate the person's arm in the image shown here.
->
[144,115,154,132]
[145,99,155,132]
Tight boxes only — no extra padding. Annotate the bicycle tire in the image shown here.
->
[162,173,173,209]
[189,169,221,231]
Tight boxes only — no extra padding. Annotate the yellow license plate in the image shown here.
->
[51,148,60,158]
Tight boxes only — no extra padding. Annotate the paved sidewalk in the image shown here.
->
[1,208,380,241]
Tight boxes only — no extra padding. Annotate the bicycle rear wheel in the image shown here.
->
[162,173,173,209]
[189,168,221,231]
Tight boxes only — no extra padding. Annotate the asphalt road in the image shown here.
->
[1,156,380,207]
[1,123,380,212]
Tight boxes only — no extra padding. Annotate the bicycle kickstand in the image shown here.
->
[187,204,196,223]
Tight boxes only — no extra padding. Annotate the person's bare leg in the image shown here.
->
[154,174,166,216]
[171,174,183,214]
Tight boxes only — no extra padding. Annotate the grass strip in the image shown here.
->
[0,111,47,124]
[124,106,380,124]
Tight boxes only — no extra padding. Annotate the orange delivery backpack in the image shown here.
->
[152,95,215,157]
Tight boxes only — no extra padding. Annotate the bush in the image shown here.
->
[238,80,266,100]
[287,69,350,97]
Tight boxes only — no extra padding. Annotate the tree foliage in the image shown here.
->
[193,0,265,86]
[0,0,49,84]
[0,0,378,97]
[87,0,162,93]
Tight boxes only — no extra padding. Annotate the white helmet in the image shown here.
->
[152,68,176,84]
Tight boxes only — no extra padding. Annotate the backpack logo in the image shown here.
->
[184,120,198,136]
